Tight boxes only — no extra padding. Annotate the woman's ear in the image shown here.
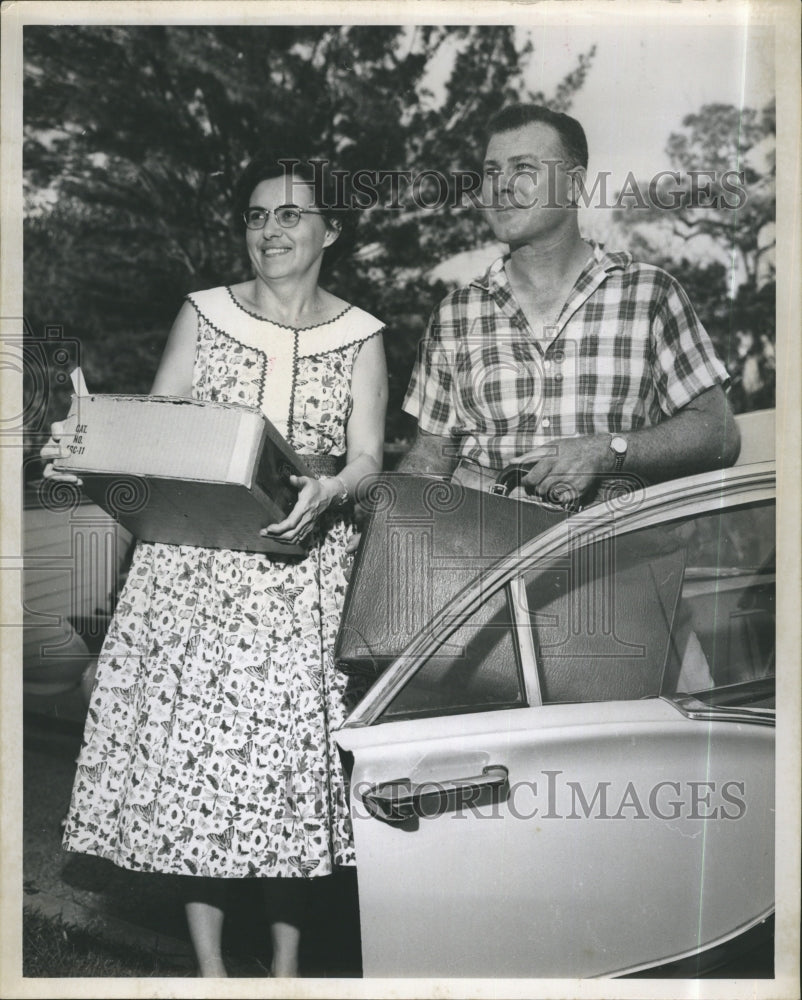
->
[323,218,342,248]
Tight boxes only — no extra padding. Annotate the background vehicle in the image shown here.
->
[23,482,131,714]
[335,411,775,978]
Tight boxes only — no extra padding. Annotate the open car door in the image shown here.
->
[335,466,775,978]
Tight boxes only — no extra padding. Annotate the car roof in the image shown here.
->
[733,409,774,465]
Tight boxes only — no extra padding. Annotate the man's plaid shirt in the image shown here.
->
[403,242,730,471]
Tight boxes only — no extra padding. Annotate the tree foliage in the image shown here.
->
[661,102,775,285]
[24,25,595,449]
[612,101,776,413]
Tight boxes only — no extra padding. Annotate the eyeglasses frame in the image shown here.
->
[242,204,328,230]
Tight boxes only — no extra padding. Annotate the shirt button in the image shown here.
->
[541,418,551,428]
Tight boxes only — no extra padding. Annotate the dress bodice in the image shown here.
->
[188,286,384,455]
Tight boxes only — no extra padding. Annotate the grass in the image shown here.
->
[22,908,193,978]
[21,869,363,978]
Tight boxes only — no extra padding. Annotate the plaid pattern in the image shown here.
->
[403,242,729,471]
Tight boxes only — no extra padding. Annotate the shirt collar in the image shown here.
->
[470,240,632,292]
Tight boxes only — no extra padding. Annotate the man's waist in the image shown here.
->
[452,459,519,494]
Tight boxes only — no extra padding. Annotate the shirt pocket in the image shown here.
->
[455,342,544,431]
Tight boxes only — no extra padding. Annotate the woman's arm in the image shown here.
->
[150,300,199,396]
[338,332,389,494]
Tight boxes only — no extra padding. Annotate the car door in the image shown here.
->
[335,465,775,978]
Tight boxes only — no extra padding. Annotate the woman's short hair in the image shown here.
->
[485,104,588,170]
[233,155,357,274]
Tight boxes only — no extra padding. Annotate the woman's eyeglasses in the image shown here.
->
[243,205,326,230]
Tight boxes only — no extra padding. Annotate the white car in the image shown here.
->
[335,411,775,978]
[23,481,132,702]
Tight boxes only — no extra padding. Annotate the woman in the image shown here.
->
[47,157,387,977]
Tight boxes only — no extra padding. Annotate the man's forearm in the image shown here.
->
[623,385,740,482]
[520,385,740,502]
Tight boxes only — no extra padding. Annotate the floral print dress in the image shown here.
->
[62,286,384,879]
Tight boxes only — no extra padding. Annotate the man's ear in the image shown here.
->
[323,219,342,248]
[566,166,586,207]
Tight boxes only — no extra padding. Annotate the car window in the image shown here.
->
[377,583,525,722]
[371,497,774,723]
[521,500,775,706]
[662,501,775,705]
[522,524,686,704]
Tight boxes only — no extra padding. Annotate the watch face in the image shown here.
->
[611,436,627,455]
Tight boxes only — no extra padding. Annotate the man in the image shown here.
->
[400,104,740,501]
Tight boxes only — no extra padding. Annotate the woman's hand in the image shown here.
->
[40,421,83,485]
[261,475,344,545]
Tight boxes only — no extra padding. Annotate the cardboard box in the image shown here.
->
[54,394,312,556]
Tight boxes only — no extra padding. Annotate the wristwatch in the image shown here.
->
[609,435,628,471]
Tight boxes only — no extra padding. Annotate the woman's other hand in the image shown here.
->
[261,475,344,545]
[344,532,361,556]
[40,421,83,485]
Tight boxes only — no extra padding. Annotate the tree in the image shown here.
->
[664,103,774,285]
[23,25,595,453]
[610,101,776,413]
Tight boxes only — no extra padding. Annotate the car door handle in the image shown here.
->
[361,765,509,824]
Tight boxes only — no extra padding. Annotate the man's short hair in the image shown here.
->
[485,104,588,170]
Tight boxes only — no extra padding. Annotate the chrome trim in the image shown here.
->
[603,907,775,978]
[674,707,775,727]
[509,576,542,706]
[344,464,775,728]
[664,692,776,727]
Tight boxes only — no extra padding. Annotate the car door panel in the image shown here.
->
[337,700,774,978]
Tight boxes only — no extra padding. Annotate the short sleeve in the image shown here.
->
[649,273,730,416]
[402,306,457,436]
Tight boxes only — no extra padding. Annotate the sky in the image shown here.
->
[526,20,774,244]
[522,21,774,184]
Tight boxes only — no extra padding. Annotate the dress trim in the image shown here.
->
[314,325,386,359]
[225,286,354,331]
[189,297,384,362]
[287,329,299,445]
[188,288,383,358]
[189,302,268,408]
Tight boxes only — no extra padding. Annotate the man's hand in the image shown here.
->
[515,386,740,506]
[516,435,615,505]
